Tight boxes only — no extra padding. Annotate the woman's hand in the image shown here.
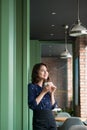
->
[43,82,57,94]
[42,82,57,106]
[42,84,51,93]
[50,85,57,94]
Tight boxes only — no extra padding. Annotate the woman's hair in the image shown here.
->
[31,63,49,84]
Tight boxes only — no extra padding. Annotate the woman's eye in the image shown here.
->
[40,70,44,72]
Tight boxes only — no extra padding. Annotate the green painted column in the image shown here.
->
[22,0,30,129]
[15,0,23,129]
[0,0,10,129]
[0,0,1,126]
[8,0,16,130]
[0,0,17,129]
[14,0,30,129]
[0,0,30,130]
[15,0,30,129]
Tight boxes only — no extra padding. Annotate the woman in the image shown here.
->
[28,63,57,130]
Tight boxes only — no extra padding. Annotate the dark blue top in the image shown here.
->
[28,83,57,110]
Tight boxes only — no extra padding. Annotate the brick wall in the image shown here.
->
[42,57,73,111]
[67,58,73,108]
[76,36,87,118]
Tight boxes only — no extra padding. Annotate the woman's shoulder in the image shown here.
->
[28,83,38,92]
[28,83,36,89]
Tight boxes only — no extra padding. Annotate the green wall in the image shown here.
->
[30,40,41,75]
[28,40,41,130]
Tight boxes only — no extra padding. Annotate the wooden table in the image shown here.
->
[55,117,87,122]
[55,117,68,122]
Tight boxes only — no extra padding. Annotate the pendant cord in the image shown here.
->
[65,27,68,51]
[77,0,80,22]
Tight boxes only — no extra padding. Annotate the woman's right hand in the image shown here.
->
[42,82,53,93]
[42,85,51,93]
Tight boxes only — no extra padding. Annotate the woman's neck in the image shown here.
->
[37,80,43,87]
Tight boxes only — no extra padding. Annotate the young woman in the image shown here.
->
[28,63,57,130]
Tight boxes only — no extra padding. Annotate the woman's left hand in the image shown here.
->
[50,84,57,94]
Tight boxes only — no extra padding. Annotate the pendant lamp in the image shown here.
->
[69,0,87,37]
[60,25,72,59]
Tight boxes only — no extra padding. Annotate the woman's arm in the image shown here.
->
[28,83,51,109]
[35,91,46,105]
[36,85,51,104]
[50,92,56,105]
[50,84,57,106]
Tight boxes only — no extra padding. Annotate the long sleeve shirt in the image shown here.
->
[28,83,57,110]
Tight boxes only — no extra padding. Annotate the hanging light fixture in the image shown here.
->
[69,0,87,37]
[60,25,72,59]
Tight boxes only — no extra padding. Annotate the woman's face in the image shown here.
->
[38,65,49,80]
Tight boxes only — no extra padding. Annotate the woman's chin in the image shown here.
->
[44,77,48,80]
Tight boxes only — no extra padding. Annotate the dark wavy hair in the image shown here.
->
[31,63,49,84]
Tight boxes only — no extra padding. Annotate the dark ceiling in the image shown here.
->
[30,0,87,41]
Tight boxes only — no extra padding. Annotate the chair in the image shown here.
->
[59,117,84,130]
[83,120,87,126]
[69,125,87,130]
[57,112,71,117]
[55,112,71,127]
